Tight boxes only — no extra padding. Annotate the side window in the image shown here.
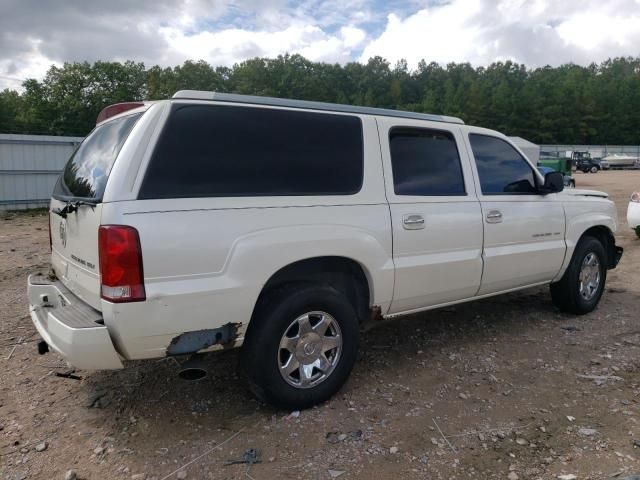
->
[389,127,466,196]
[139,104,364,199]
[469,134,537,195]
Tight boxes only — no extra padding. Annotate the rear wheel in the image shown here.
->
[242,285,360,409]
[590,165,598,173]
[550,236,607,314]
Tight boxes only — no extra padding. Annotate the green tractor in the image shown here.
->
[538,155,575,188]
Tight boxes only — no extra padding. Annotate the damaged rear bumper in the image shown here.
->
[27,273,123,370]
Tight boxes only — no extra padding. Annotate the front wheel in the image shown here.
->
[550,236,607,314]
[241,285,360,409]
[590,166,598,173]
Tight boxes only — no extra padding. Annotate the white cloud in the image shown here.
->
[340,26,367,48]
[2,0,640,91]
[360,0,640,67]
[160,22,364,66]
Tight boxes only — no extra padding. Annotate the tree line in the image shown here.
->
[1,55,639,144]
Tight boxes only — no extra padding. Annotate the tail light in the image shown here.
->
[96,102,144,124]
[98,225,145,303]
[631,192,640,203]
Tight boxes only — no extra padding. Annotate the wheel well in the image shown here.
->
[581,225,617,269]
[254,256,371,323]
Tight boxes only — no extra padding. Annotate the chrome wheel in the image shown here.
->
[278,311,342,389]
[579,252,601,301]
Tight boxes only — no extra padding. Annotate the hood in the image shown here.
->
[561,188,608,199]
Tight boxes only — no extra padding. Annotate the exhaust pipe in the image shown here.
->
[177,354,208,381]
[37,340,49,355]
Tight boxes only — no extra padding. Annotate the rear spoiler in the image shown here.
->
[96,102,145,124]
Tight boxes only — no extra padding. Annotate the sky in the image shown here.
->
[1,0,640,90]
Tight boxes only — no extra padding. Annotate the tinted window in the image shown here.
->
[390,128,465,196]
[469,134,537,195]
[139,105,364,199]
[54,114,140,199]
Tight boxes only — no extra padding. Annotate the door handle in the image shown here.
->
[486,210,503,223]
[403,214,425,230]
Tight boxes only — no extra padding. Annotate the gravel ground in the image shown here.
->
[1,170,640,480]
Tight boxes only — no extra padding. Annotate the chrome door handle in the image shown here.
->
[403,214,425,230]
[486,210,503,223]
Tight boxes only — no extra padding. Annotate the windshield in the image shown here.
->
[53,113,141,200]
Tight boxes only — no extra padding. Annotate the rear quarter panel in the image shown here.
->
[100,114,394,360]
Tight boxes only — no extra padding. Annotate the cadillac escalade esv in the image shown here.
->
[28,91,623,408]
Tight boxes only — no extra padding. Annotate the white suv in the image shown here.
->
[28,91,623,408]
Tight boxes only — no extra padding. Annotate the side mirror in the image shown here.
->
[540,171,564,194]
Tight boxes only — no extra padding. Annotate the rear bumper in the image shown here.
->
[27,273,123,370]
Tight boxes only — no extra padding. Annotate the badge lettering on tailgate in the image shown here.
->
[70,254,96,270]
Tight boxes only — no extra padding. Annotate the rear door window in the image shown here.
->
[389,127,466,196]
[469,134,537,195]
[139,104,364,199]
[54,113,141,200]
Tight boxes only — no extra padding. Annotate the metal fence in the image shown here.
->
[0,134,83,210]
[1,135,640,210]
[540,144,640,158]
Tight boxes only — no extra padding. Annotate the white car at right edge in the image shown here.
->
[628,191,640,238]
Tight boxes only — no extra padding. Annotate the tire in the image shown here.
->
[590,166,598,173]
[241,284,360,409]
[550,236,607,315]
[570,180,576,188]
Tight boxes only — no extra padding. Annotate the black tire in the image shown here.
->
[550,236,607,315]
[241,284,360,409]
[590,166,598,173]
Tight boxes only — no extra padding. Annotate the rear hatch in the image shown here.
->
[50,113,141,310]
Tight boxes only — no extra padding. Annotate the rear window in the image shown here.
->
[53,113,141,200]
[138,104,364,199]
[389,127,466,196]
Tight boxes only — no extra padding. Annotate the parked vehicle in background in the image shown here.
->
[573,152,602,173]
[537,165,575,188]
[538,155,574,182]
[599,159,610,170]
[603,154,639,169]
[27,91,623,409]
[628,192,640,238]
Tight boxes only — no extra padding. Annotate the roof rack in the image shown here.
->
[171,90,464,125]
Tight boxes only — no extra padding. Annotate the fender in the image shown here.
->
[553,202,617,282]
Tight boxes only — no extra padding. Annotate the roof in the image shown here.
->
[171,90,465,125]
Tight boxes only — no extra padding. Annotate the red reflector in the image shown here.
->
[96,102,144,124]
[98,225,145,303]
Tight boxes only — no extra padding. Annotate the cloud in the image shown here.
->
[360,0,640,68]
[159,23,367,66]
[1,0,640,90]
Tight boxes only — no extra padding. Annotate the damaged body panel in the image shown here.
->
[167,323,241,356]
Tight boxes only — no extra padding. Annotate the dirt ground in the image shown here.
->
[1,170,639,480]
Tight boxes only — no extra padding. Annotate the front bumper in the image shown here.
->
[27,273,123,370]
